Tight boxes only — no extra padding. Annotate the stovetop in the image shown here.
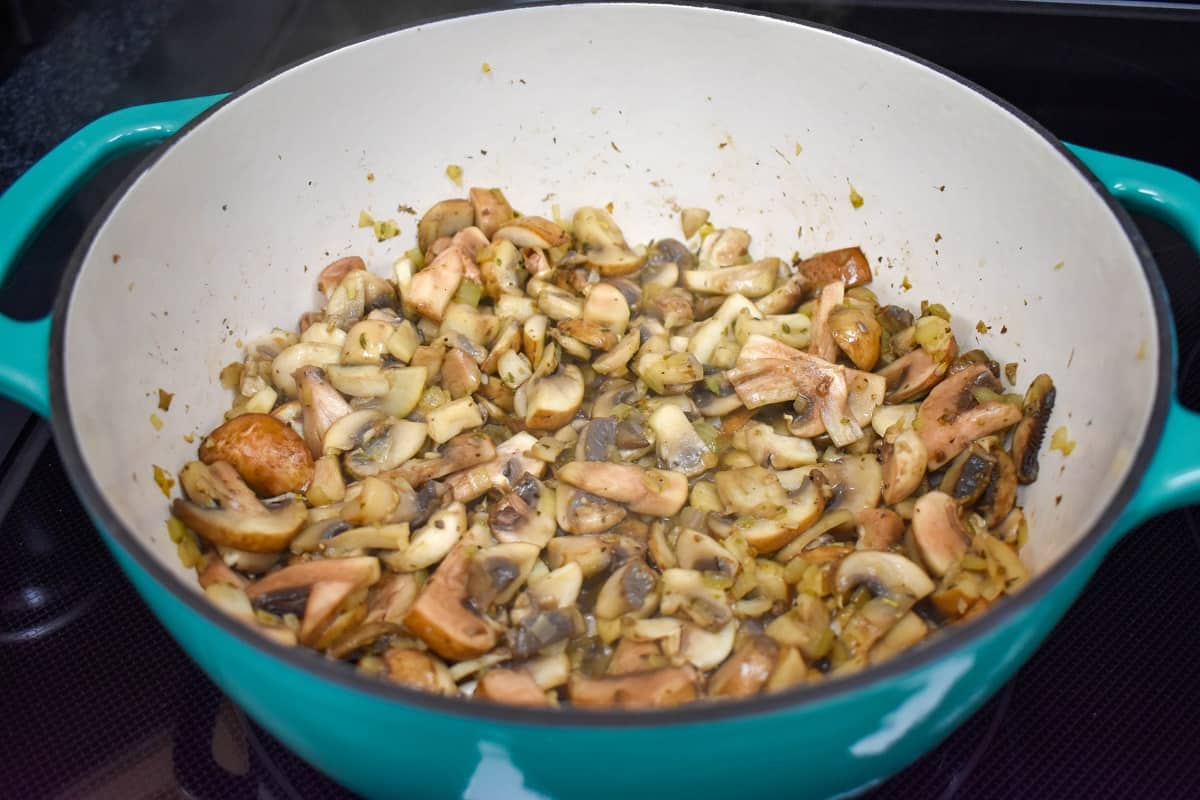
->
[2,2,1199,798]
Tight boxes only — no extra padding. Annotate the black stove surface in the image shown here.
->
[2,2,1199,798]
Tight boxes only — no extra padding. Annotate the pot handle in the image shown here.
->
[1068,144,1200,528]
[0,95,225,417]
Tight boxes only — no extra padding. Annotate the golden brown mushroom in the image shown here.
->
[567,666,699,708]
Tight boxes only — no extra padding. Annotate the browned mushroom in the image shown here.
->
[829,305,883,371]
[707,636,779,699]
[567,666,699,708]
[404,245,467,322]
[807,280,845,363]
[383,647,458,696]
[390,432,496,488]
[403,536,497,660]
[556,461,688,517]
[794,246,872,288]
[855,507,905,550]
[246,556,380,645]
[317,256,366,297]
[468,187,514,239]
[977,446,1018,527]
[1011,373,1056,484]
[876,335,959,403]
[911,491,969,576]
[417,198,474,254]
[881,427,927,505]
[608,638,665,675]
[475,668,548,706]
[917,364,1023,469]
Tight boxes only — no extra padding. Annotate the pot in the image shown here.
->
[1,5,1198,798]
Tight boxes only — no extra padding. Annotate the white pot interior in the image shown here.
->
[62,4,1159,594]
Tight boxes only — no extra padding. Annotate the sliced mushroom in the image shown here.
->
[714,466,788,516]
[441,348,482,399]
[556,461,688,517]
[317,256,366,298]
[834,551,935,602]
[340,319,395,365]
[840,596,910,658]
[829,305,883,371]
[1011,373,1056,484]
[595,560,660,620]
[765,594,831,661]
[707,636,778,699]
[475,668,548,706]
[517,365,585,431]
[571,207,646,276]
[807,280,845,363]
[977,446,1018,527]
[556,483,628,535]
[403,535,497,660]
[659,568,732,630]
[340,476,400,526]
[467,541,541,610]
[755,273,810,315]
[688,293,760,365]
[608,638,666,675]
[855,507,905,551]
[567,666,699,708]
[911,491,969,576]
[271,343,340,398]
[404,245,466,322]
[683,258,779,298]
[558,318,617,351]
[383,502,467,572]
[293,366,352,457]
[876,336,958,403]
[507,606,585,658]
[582,282,631,336]
[417,198,474,254]
[199,413,313,497]
[741,422,817,469]
[868,612,929,665]
[490,474,557,547]
[917,364,1023,469]
[494,216,568,250]
[391,432,496,488]
[699,228,751,267]
[794,246,872,288]
[468,187,514,238]
[647,403,715,477]
[939,442,995,507]
[425,397,484,444]
[246,556,380,645]
[343,420,428,480]
[732,476,825,553]
[881,427,927,505]
[544,533,644,578]
[674,529,739,576]
[383,647,459,696]
[174,491,308,554]
[479,238,523,300]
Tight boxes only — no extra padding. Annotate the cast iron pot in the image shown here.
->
[2,5,1199,798]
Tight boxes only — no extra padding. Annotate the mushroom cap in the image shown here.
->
[835,551,936,602]
[911,490,970,576]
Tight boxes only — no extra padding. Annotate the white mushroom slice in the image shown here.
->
[674,529,738,576]
[714,466,788,516]
[877,335,959,403]
[343,420,428,479]
[741,422,818,469]
[322,409,386,455]
[683,258,779,298]
[317,256,366,298]
[814,454,884,513]
[479,238,522,300]
[556,461,688,517]
[556,483,628,535]
[467,542,541,609]
[730,476,825,553]
[443,432,544,504]
[292,366,353,456]
[383,502,468,572]
[911,491,970,576]
[386,320,420,363]
[518,365,585,431]
[425,397,484,444]
[322,523,410,554]
[493,216,568,250]
[404,245,466,322]
[307,455,346,506]
[272,343,341,398]
[582,283,631,335]
[708,636,779,699]
[698,227,751,267]
[594,560,660,620]
[527,562,583,609]
[543,533,642,578]
[489,475,557,548]
[440,303,498,346]
[835,551,935,602]
[592,330,640,376]
[301,320,347,347]
[807,280,845,363]
[881,428,927,504]
[325,364,389,397]
[846,370,886,428]
[765,594,831,660]
[536,286,583,322]
[340,476,400,525]
[659,568,732,631]
[469,186,515,239]
[173,497,308,554]
[496,294,537,323]
[647,404,715,477]
[521,314,549,367]
[869,612,929,665]
[379,366,427,419]
[680,208,710,240]
[634,349,704,394]
[524,653,572,691]
[871,403,919,437]
[417,198,474,254]
[340,320,395,365]
[678,621,736,671]
[733,311,812,350]
[572,207,646,276]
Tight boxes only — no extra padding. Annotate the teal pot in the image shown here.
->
[2,5,1199,799]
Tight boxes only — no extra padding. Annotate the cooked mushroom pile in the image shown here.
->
[169,189,1055,708]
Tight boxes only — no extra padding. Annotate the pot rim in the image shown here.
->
[48,2,1172,728]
